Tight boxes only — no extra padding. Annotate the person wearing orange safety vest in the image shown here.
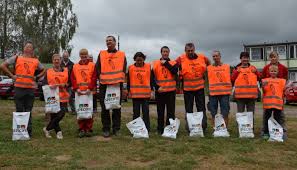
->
[71,49,97,138]
[88,54,98,113]
[127,52,153,131]
[42,54,70,139]
[96,35,127,138]
[176,42,210,132]
[261,65,287,140]
[0,41,45,137]
[152,46,178,134]
[207,50,232,127]
[231,52,261,118]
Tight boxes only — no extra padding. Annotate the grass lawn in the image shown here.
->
[0,100,297,169]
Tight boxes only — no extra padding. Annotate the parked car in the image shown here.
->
[0,75,13,84]
[285,81,297,104]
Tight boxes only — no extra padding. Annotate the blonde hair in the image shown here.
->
[79,48,88,55]
[52,53,61,60]
[269,51,279,58]
[269,65,278,72]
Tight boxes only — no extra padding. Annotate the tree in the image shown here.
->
[0,0,78,62]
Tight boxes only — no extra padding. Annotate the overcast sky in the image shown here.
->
[70,0,297,65]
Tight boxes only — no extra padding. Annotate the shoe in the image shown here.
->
[56,131,63,139]
[283,132,288,141]
[262,133,269,140]
[43,127,52,138]
[103,131,110,138]
[112,130,120,136]
[78,130,85,138]
[85,131,92,137]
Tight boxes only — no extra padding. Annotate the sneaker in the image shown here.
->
[283,132,288,141]
[43,127,52,138]
[85,131,92,137]
[262,133,269,140]
[103,131,110,138]
[78,130,85,138]
[56,131,63,139]
[112,130,120,136]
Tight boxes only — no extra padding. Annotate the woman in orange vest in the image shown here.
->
[177,43,210,132]
[127,52,153,131]
[262,65,287,140]
[152,46,178,134]
[71,49,97,138]
[42,54,70,139]
[231,52,261,114]
[207,50,232,127]
[0,41,45,137]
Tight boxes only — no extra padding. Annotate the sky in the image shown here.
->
[70,0,297,65]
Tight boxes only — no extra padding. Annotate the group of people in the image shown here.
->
[0,35,288,140]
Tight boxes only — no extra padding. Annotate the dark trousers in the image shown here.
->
[262,108,286,134]
[68,88,75,112]
[236,98,256,113]
[93,93,97,111]
[156,91,176,133]
[14,87,35,136]
[132,98,150,131]
[99,84,122,132]
[46,102,67,133]
[184,89,207,130]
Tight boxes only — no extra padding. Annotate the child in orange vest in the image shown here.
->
[127,52,153,131]
[262,65,287,140]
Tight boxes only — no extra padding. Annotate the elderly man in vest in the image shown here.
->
[0,41,45,137]
[96,36,127,137]
[177,42,210,133]
[207,50,232,127]
[231,52,261,117]
[152,46,179,134]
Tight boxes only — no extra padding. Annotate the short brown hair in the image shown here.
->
[79,48,88,55]
[52,53,61,60]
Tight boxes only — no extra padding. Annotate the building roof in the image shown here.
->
[244,41,297,48]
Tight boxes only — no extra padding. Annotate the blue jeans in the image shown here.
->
[209,95,230,118]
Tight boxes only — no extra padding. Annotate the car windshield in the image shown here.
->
[292,82,297,87]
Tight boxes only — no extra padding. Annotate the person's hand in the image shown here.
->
[158,87,164,92]
[77,89,83,96]
[160,59,166,65]
[11,75,17,81]
[50,85,57,89]
[85,89,91,95]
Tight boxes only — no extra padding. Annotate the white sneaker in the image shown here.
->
[43,127,52,138]
[56,131,63,139]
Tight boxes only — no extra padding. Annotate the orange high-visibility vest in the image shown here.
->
[99,50,125,84]
[207,64,232,96]
[180,54,207,91]
[47,68,69,103]
[73,62,95,91]
[14,57,39,89]
[128,63,151,98]
[152,60,176,92]
[262,78,286,110]
[234,66,258,99]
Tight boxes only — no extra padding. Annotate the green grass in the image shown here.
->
[0,100,297,169]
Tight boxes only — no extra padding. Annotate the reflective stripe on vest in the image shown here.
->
[153,60,176,92]
[14,57,38,89]
[99,50,125,84]
[234,66,258,99]
[207,64,232,96]
[180,54,206,91]
[129,63,151,98]
[73,62,95,91]
[47,68,69,103]
[262,78,286,110]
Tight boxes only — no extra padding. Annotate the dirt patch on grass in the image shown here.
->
[124,160,156,167]
[55,155,71,161]
[92,136,112,142]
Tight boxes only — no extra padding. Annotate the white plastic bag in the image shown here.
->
[126,117,149,138]
[213,114,230,137]
[42,85,60,113]
[187,112,204,137]
[268,116,284,142]
[12,112,30,141]
[75,92,93,120]
[104,84,121,110]
[236,112,254,138]
[162,118,180,139]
